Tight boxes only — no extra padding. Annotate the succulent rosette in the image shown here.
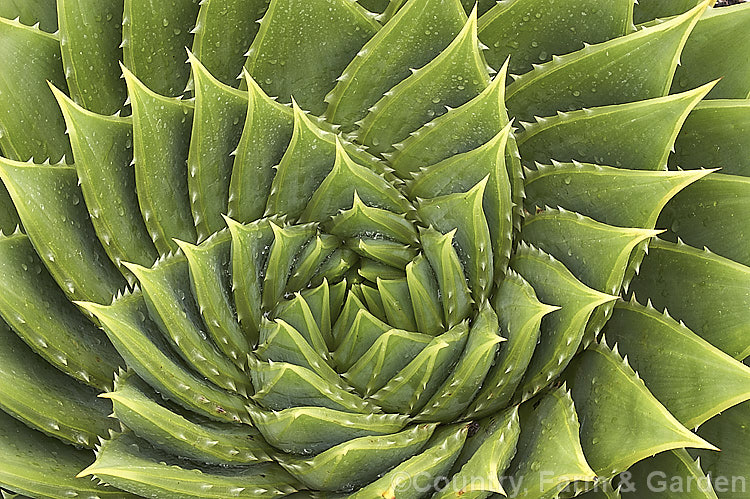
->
[0,0,749,497]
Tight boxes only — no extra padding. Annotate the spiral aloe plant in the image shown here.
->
[0,0,749,497]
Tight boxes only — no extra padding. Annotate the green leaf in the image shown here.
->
[670,100,750,177]
[0,186,19,235]
[225,216,276,346]
[344,328,432,395]
[521,208,659,295]
[370,321,469,414]
[0,319,118,448]
[433,407,520,498]
[348,423,469,499]
[123,66,198,254]
[278,424,437,491]
[348,237,418,269]
[122,0,200,96]
[0,410,131,498]
[506,2,707,122]
[564,341,716,477]
[693,401,750,499]
[191,0,270,87]
[377,278,418,331]
[504,388,596,499]
[228,73,294,223]
[604,299,750,428]
[672,3,750,99]
[124,255,251,395]
[175,232,250,366]
[105,371,273,465]
[79,291,251,424]
[272,293,330,358]
[245,0,380,115]
[388,62,510,177]
[298,277,335,346]
[326,191,418,245]
[633,0,705,24]
[417,302,504,422]
[79,432,300,498]
[247,405,408,455]
[409,125,514,281]
[287,234,339,292]
[325,0,468,130]
[249,357,375,413]
[623,449,718,499]
[0,233,124,389]
[420,227,473,328]
[405,253,444,335]
[628,238,750,360]
[517,83,714,171]
[355,9,490,156]
[51,85,158,276]
[524,162,712,228]
[56,0,126,115]
[0,18,71,163]
[256,319,341,387]
[0,0,57,32]
[187,53,247,241]
[301,140,413,223]
[263,222,317,309]
[465,270,558,419]
[417,177,493,302]
[659,173,750,266]
[0,158,126,304]
[332,305,390,370]
[510,244,616,400]
[479,0,633,75]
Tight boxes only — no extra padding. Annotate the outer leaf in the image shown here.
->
[348,424,469,499]
[510,244,617,399]
[0,0,57,32]
[669,100,750,176]
[504,388,596,499]
[659,173,750,266]
[672,3,750,99]
[325,0,467,130]
[79,432,299,498]
[355,9,490,156]
[0,319,117,448]
[604,299,750,428]
[0,410,131,499]
[623,449,718,498]
[278,424,437,491]
[516,84,713,171]
[57,0,126,115]
[633,0,706,24]
[187,53,247,241]
[52,85,158,275]
[628,239,750,359]
[0,233,124,389]
[0,18,70,163]
[479,0,633,74]
[524,162,712,228]
[505,3,707,122]
[693,402,750,499]
[122,0,200,96]
[191,0,270,87]
[465,270,558,419]
[247,405,408,455]
[564,341,716,477]
[123,66,198,254]
[80,291,252,424]
[0,158,126,303]
[229,72,294,223]
[245,0,379,114]
[105,372,272,465]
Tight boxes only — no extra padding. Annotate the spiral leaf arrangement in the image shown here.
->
[0,0,749,497]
